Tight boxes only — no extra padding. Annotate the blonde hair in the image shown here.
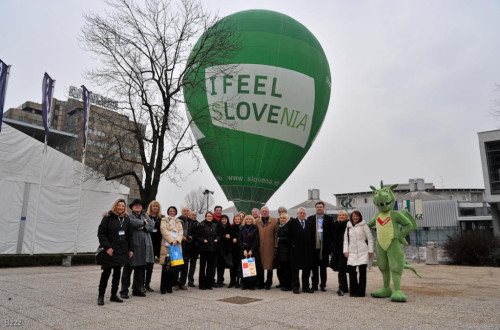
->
[111,199,128,216]
[147,200,162,217]
[233,214,242,225]
[338,210,349,217]
[279,213,290,222]
[243,215,255,225]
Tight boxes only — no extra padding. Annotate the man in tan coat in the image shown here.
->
[255,206,278,290]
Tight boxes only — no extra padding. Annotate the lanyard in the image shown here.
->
[118,217,124,228]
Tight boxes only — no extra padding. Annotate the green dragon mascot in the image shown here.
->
[367,181,422,302]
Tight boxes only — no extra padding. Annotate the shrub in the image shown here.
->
[443,232,500,266]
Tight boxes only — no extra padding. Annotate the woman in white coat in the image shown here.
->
[343,210,374,297]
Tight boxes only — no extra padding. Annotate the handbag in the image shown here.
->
[169,245,184,266]
[95,246,104,265]
[241,257,257,278]
[163,255,173,273]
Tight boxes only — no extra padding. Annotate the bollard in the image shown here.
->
[426,242,438,265]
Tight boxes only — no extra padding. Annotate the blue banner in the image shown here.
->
[0,60,10,132]
[81,85,91,149]
[42,73,55,140]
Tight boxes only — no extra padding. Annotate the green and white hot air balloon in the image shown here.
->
[184,9,331,213]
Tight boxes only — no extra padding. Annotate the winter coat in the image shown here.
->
[148,214,163,258]
[178,216,198,257]
[97,211,134,268]
[255,217,279,270]
[307,213,335,266]
[229,224,241,266]
[196,220,220,253]
[218,222,232,255]
[160,217,184,265]
[239,224,259,258]
[343,220,374,266]
[286,217,315,270]
[331,220,348,272]
[128,211,155,267]
[277,223,290,263]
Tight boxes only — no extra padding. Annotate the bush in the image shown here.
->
[443,232,500,266]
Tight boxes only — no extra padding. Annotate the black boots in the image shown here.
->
[110,295,123,303]
[97,296,104,306]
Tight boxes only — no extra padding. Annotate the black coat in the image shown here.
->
[229,224,241,265]
[218,222,232,255]
[286,217,315,270]
[277,223,290,263]
[97,211,134,268]
[179,216,199,257]
[330,220,348,272]
[239,224,259,258]
[196,220,220,252]
[307,213,335,267]
[149,215,163,258]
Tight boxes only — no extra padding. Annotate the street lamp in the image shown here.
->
[202,189,214,213]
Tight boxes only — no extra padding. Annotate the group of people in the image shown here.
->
[97,198,374,305]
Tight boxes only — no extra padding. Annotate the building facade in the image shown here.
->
[4,90,143,202]
[478,129,500,237]
[334,178,492,246]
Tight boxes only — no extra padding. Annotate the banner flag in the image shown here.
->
[0,59,11,132]
[42,73,55,141]
[81,85,91,149]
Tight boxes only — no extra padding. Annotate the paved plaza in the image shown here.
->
[1,262,499,329]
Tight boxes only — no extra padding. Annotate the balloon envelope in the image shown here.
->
[184,10,331,213]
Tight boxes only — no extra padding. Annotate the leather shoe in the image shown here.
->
[293,288,300,294]
[281,287,291,291]
[311,286,319,292]
[145,286,155,292]
[179,285,187,290]
[303,288,314,294]
[337,290,344,296]
[188,283,195,287]
[97,296,104,306]
[265,286,271,290]
[119,293,129,299]
[110,295,123,303]
[320,287,327,292]
[132,292,146,297]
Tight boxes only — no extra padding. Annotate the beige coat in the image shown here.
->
[256,217,279,270]
[159,217,184,265]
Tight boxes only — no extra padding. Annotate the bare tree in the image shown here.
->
[184,187,214,213]
[80,0,240,204]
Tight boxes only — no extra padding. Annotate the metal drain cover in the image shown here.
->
[217,296,263,305]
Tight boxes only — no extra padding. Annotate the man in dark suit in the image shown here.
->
[177,206,198,290]
[308,201,335,292]
[286,207,315,294]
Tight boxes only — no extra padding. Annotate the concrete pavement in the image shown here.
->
[1,262,499,329]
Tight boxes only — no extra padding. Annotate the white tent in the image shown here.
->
[0,124,129,254]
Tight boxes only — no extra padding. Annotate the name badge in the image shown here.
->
[118,230,125,236]
[318,228,323,233]
[153,228,158,232]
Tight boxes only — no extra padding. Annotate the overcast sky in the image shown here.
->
[2,0,500,211]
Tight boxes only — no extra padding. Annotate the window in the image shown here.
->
[364,198,368,204]
[485,141,500,194]
[471,193,482,202]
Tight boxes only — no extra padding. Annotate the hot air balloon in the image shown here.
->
[184,9,331,213]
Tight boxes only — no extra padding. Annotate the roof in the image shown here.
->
[400,191,447,201]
